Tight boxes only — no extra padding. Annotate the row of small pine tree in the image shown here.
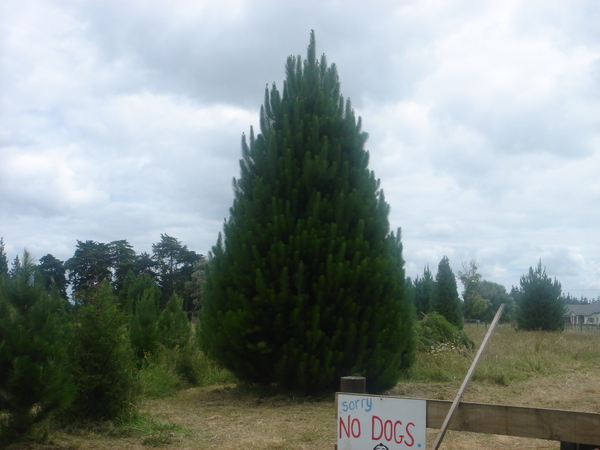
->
[0,251,205,444]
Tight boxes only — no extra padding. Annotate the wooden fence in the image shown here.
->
[338,377,600,449]
[428,398,600,448]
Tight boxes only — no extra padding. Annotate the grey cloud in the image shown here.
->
[1,0,598,297]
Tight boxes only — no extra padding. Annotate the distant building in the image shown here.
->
[564,304,600,326]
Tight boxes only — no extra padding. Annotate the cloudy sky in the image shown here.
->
[1,0,599,297]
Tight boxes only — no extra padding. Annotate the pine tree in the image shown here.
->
[130,287,160,359]
[158,293,190,349]
[152,234,201,310]
[67,240,113,299]
[413,265,435,316]
[9,255,22,279]
[109,240,137,294]
[0,251,74,442]
[0,237,9,277]
[120,272,161,315]
[201,31,414,394]
[39,253,68,299]
[516,260,565,331]
[431,256,463,329]
[67,281,137,420]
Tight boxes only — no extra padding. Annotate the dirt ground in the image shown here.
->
[133,366,599,449]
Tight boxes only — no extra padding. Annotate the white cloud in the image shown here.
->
[1,0,598,297]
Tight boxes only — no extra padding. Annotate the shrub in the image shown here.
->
[414,312,474,352]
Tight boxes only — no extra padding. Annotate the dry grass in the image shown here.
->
[8,324,600,449]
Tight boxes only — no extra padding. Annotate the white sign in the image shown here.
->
[337,393,426,450]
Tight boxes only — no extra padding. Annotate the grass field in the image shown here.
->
[8,324,600,449]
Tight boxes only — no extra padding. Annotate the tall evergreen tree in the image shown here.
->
[510,285,523,308]
[0,237,9,277]
[516,260,565,331]
[431,256,463,328]
[110,240,137,294]
[152,234,201,310]
[39,254,68,299]
[157,293,190,349]
[183,256,207,317]
[413,265,435,316]
[9,255,22,279]
[135,252,157,279]
[201,31,414,394]
[130,288,160,358]
[120,273,161,316]
[67,240,113,299]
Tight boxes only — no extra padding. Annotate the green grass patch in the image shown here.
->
[406,323,600,386]
[138,345,236,399]
[118,413,187,446]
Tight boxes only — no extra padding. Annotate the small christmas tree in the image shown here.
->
[431,256,463,329]
[516,260,565,331]
[130,287,160,358]
[67,281,137,420]
[158,293,190,349]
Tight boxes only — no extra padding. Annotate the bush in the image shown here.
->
[138,347,185,399]
[138,343,235,398]
[414,312,474,352]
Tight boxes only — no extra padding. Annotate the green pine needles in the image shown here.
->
[201,31,415,394]
[516,260,565,331]
[432,256,463,329]
[0,251,75,442]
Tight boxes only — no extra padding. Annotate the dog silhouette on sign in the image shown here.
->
[373,444,389,450]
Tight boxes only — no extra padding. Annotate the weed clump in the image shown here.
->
[415,312,474,353]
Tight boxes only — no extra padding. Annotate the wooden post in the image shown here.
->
[340,376,366,394]
[430,303,505,450]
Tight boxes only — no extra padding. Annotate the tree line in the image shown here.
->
[408,256,589,333]
[0,234,205,314]
[0,235,207,443]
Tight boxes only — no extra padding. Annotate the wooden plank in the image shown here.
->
[430,303,505,450]
[427,400,600,446]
